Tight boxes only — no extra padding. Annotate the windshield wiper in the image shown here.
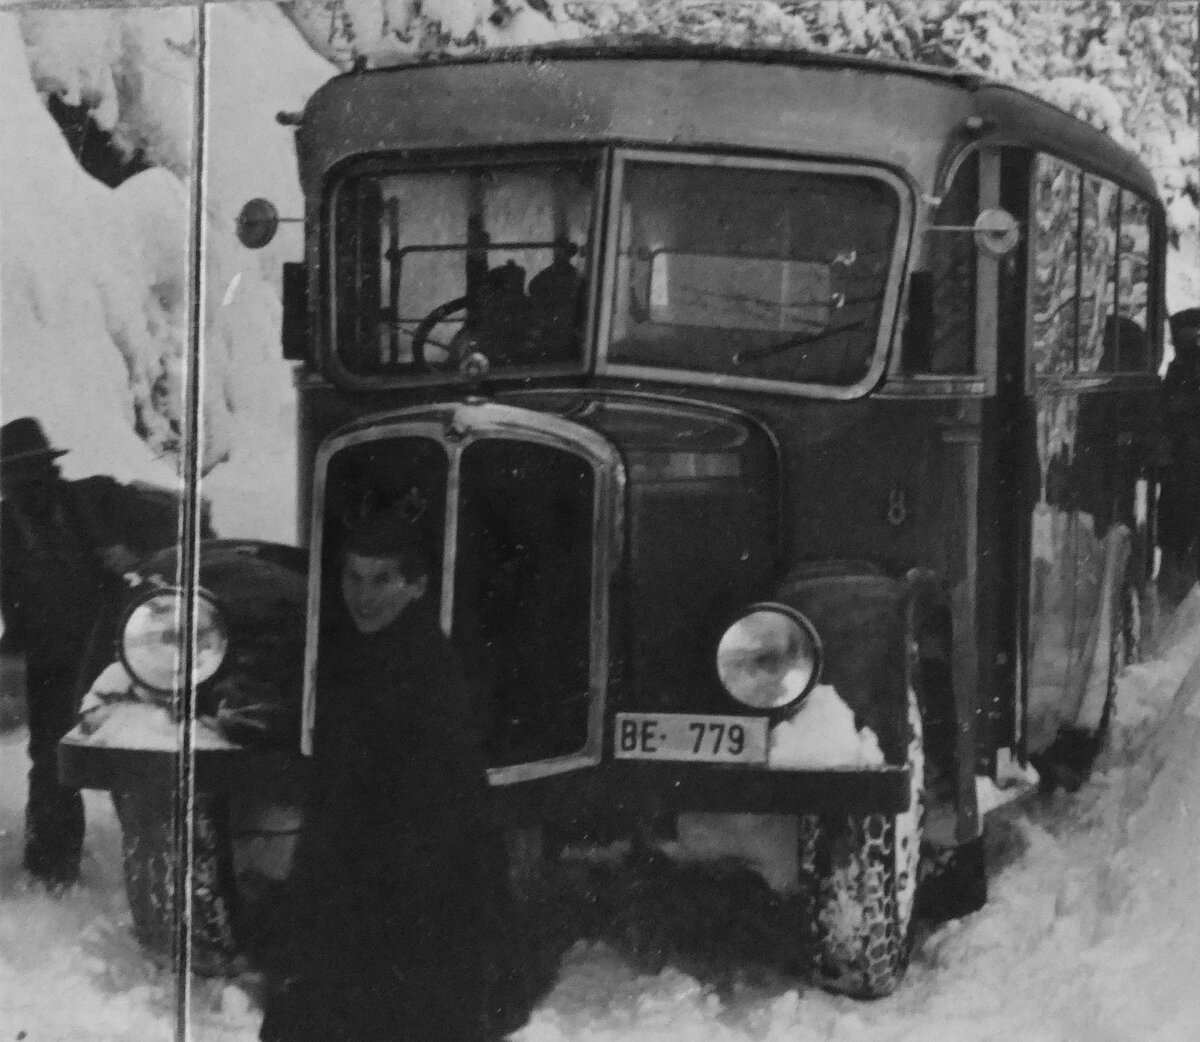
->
[732,321,866,366]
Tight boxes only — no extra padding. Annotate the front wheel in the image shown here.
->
[112,789,240,976]
[796,690,924,998]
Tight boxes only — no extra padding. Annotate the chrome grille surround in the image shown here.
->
[303,402,624,784]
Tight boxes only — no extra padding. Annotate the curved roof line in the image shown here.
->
[305,40,1159,201]
[362,38,986,88]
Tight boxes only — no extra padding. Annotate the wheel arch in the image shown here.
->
[905,566,980,847]
[773,560,912,767]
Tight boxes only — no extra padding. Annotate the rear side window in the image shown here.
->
[1116,194,1154,371]
[1031,155,1081,376]
[1077,173,1119,373]
[1031,155,1156,378]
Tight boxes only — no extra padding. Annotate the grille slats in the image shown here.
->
[316,414,608,773]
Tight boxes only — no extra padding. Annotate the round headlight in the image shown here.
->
[120,589,228,693]
[716,604,821,711]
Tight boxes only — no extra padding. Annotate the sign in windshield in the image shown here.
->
[649,252,832,333]
[609,158,900,387]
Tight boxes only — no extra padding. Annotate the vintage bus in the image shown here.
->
[62,43,1164,999]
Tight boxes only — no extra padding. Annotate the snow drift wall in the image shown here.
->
[1,14,179,487]
[2,5,332,539]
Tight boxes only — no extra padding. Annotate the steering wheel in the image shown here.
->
[410,295,471,370]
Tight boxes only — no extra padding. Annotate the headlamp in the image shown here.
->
[716,603,821,711]
[120,588,228,693]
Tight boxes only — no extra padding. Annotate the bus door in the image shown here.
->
[1023,156,1154,758]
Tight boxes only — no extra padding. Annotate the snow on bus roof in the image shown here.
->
[361,37,986,89]
[300,44,1159,205]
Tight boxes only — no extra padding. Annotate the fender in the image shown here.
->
[189,540,309,746]
[777,560,981,846]
[773,560,910,767]
[64,539,308,772]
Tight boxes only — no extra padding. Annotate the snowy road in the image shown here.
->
[4,592,1200,1041]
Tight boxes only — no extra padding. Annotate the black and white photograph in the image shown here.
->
[1,1,1199,1039]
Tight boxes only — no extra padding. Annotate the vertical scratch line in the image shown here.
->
[175,3,209,1039]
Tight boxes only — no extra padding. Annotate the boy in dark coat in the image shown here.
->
[260,505,505,1042]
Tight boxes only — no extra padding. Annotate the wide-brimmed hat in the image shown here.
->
[0,417,67,474]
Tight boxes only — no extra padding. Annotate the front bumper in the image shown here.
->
[60,736,909,825]
[490,760,912,826]
[58,734,299,793]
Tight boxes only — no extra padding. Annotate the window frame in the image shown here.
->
[320,146,608,391]
[884,143,1000,399]
[595,148,915,401]
[1027,151,1162,392]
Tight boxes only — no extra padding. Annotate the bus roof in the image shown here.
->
[361,40,986,88]
[297,43,1158,202]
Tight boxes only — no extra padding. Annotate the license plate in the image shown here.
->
[614,713,768,764]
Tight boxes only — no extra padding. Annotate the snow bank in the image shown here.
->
[4,5,332,540]
[196,3,333,541]
[0,13,178,487]
[0,731,259,1041]
[7,548,1200,1042]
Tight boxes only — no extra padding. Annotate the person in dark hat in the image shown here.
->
[0,417,148,887]
[260,502,521,1042]
[1159,309,1200,590]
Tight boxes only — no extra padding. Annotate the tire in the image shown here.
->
[797,689,924,998]
[112,789,241,976]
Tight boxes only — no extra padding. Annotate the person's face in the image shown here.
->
[341,552,427,634]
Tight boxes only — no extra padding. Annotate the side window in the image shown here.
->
[918,151,978,374]
[1078,174,1120,373]
[1116,192,1153,372]
[1031,155,1080,376]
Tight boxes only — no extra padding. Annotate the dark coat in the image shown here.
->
[1159,355,1200,553]
[261,601,502,1042]
[0,475,175,671]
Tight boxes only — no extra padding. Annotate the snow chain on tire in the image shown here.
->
[797,688,925,998]
[112,789,240,976]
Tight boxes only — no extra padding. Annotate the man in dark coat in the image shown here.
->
[260,504,508,1042]
[0,417,145,887]
[1159,309,1200,583]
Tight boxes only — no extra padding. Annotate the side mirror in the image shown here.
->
[928,207,1021,259]
[236,198,281,250]
[972,208,1020,259]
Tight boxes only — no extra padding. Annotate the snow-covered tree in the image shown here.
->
[7,0,1195,515]
[282,0,1197,248]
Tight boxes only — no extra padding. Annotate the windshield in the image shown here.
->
[332,158,597,376]
[608,159,900,386]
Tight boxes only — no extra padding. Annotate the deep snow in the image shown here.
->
[4,2,1200,1039]
[5,589,1200,1040]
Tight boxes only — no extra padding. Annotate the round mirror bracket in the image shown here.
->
[927,207,1021,259]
